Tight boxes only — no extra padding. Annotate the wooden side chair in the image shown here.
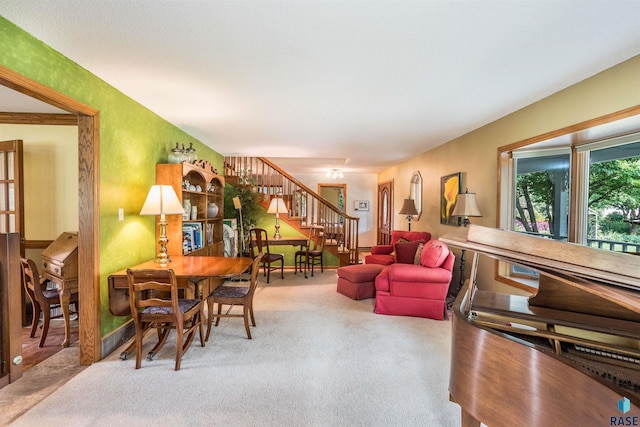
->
[249,228,283,283]
[295,225,325,278]
[126,268,205,371]
[20,257,79,348]
[206,253,264,340]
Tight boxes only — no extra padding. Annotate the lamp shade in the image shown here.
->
[233,196,242,210]
[267,197,288,214]
[140,185,184,216]
[398,198,418,216]
[451,191,482,217]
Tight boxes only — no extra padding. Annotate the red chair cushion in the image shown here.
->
[364,254,396,265]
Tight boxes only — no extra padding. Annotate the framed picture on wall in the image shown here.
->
[354,200,369,211]
[440,172,461,225]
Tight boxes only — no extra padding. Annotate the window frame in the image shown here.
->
[496,105,640,292]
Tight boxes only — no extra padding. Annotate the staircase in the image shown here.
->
[224,156,360,266]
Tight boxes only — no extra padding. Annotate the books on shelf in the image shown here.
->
[183,222,204,254]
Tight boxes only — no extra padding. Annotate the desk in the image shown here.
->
[108,256,253,316]
[41,232,79,348]
[41,274,77,347]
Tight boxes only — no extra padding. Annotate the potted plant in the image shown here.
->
[224,169,261,256]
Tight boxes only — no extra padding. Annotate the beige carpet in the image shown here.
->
[9,270,460,426]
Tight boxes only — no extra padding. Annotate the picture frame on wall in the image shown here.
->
[354,200,369,211]
[440,172,461,225]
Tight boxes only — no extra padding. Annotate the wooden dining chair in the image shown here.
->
[294,225,325,278]
[126,268,205,371]
[249,228,283,283]
[20,257,79,348]
[205,253,264,340]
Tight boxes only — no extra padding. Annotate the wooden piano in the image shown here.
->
[440,225,640,427]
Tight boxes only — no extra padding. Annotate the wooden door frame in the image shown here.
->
[318,183,347,212]
[0,64,100,366]
[377,180,394,245]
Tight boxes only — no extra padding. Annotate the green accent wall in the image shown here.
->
[0,18,223,335]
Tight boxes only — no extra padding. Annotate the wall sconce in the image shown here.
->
[326,169,344,179]
[399,198,418,231]
[267,193,288,239]
[140,185,184,264]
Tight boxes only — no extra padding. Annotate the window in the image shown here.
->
[584,138,640,253]
[498,108,640,290]
[509,151,570,279]
[513,151,570,240]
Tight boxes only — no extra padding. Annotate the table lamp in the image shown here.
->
[267,193,288,239]
[140,184,184,264]
[451,188,482,293]
[451,188,482,227]
[399,198,418,231]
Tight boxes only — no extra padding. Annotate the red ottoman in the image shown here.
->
[336,264,385,300]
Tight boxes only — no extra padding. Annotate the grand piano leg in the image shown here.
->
[56,287,71,347]
[461,409,480,427]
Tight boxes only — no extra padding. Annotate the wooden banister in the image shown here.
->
[224,156,360,265]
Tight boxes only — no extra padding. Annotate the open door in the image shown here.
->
[0,140,24,242]
[0,139,24,388]
[376,180,393,245]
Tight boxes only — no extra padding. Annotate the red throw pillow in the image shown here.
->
[420,240,450,268]
[414,242,425,265]
[394,240,424,264]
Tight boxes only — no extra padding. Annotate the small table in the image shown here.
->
[264,236,308,247]
[251,235,308,274]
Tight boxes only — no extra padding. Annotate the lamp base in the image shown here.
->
[156,220,172,264]
[154,255,172,265]
[273,219,282,239]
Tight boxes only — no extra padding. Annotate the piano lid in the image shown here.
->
[444,225,640,425]
[440,225,640,292]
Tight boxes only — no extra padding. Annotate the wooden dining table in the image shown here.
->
[108,256,253,316]
[108,255,253,360]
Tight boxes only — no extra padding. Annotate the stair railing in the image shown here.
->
[225,156,360,264]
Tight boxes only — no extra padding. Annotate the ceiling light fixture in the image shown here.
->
[327,169,344,179]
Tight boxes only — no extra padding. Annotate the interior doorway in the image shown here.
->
[0,65,100,388]
[376,180,393,245]
[0,127,79,372]
[318,183,346,212]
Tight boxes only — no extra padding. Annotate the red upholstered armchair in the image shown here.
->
[375,239,455,320]
[365,230,431,265]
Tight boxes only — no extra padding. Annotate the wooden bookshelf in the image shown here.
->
[156,161,225,257]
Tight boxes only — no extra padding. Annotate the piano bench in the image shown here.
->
[336,264,385,300]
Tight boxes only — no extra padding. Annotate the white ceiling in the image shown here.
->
[2,1,640,174]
